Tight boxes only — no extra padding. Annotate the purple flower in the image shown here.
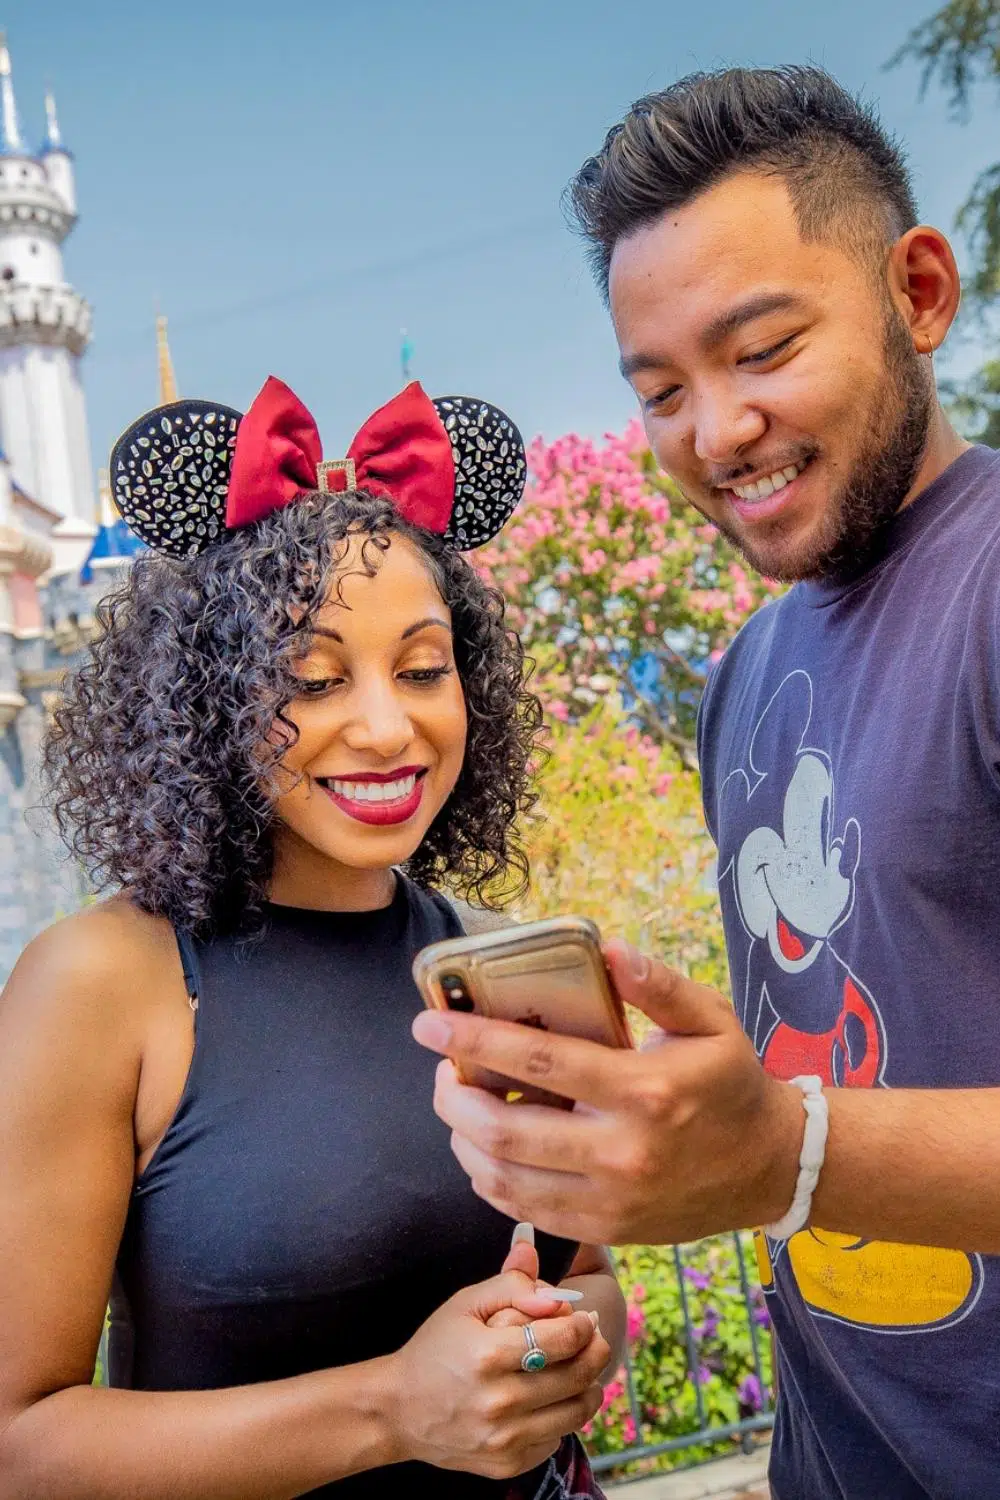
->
[753,1305,771,1327]
[690,1363,712,1386]
[738,1373,764,1412]
[683,1266,711,1291]
[698,1305,720,1340]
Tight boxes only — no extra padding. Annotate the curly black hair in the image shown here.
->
[44,492,542,935]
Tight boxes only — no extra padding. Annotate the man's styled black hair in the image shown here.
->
[568,65,919,302]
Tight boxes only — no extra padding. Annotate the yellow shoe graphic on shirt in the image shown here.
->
[784,1228,982,1331]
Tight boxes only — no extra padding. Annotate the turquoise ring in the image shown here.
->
[520,1323,547,1373]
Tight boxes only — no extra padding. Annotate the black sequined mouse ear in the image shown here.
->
[432,396,527,550]
[110,399,243,558]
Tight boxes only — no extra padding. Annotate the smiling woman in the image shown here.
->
[43,493,536,928]
[0,376,623,1500]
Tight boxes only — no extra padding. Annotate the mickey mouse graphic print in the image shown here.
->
[697,446,1000,1500]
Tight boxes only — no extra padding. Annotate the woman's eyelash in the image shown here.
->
[295,666,453,696]
[401,666,453,684]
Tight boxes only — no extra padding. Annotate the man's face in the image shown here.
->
[609,171,931,582]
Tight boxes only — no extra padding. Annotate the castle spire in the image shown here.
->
[0,33,24,154]
[96,467,118,528]
[156,314,178,403]
[43,85,62,150]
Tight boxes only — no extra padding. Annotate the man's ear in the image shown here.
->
[888,224,962,355]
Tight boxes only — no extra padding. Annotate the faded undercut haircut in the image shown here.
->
[568,65,919,302]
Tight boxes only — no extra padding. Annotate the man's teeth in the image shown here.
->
[731,459,808,502]
[329,774,417,803]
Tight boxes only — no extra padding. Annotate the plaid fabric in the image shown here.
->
[507,1436,606,1500]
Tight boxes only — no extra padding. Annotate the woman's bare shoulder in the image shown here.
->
[3,896,179,1020]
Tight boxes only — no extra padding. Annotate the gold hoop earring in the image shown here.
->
[916,332,934,356]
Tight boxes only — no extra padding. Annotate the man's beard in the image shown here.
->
[712,314,933,584]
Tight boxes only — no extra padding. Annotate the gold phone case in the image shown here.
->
[412,916,632,1108]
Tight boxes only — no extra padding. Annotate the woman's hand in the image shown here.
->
[384,1270,609,1479]
[488,1229,625,1382]
[486,1223,585,1332]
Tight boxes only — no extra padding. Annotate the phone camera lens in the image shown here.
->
[440,973,474,1012]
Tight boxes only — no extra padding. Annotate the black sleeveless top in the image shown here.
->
[108,877,583,1498]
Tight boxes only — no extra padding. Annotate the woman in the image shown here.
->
[0,377,624,1499]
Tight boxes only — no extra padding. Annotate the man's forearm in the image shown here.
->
[804,1086,1000,1251]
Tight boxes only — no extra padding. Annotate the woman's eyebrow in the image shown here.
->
[308,616,452,646]
[400,616,452,640]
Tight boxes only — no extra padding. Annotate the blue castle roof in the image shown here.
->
[80,518,145,583]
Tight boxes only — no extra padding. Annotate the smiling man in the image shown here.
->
[412,67,1000,1499]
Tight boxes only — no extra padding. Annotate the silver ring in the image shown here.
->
[520,1322,547,1373]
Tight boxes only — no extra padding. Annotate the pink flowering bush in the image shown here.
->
[479,422,779,1476]
[476,423,782,766]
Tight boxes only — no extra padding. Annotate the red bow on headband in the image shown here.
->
[225,376,456,534]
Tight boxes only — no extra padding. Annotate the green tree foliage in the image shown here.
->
[892,1,1000,306]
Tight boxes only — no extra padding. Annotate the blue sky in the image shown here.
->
[5,0,999,479]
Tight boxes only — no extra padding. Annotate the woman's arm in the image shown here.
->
[2,1365,401,1500]
[0,909,391,1499]
[559,1244,627,1379]
[0,908,607,1500]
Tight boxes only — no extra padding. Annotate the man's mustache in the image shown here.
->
[706,445,820,489]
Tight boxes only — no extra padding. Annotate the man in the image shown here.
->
[411,67,1000,1498]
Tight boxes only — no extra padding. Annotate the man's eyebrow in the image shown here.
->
[618,292,806,381]
[698,292,805,350]
[619,348,672,382]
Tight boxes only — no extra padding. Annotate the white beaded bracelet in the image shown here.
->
[763,1074,829,1241]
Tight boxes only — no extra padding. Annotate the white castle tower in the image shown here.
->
[0,33,95,529]
[0,33,109,982]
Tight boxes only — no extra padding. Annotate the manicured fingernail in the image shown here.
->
[588,1309,601,1329]
[625,943,650,981]
[544,1288,584,1303]
[511,1222,535,1248]
[412,1011,453,1050]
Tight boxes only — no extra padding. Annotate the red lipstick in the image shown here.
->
[318,767,428,828]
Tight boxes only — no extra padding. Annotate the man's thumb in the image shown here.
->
[604,940,731,1036]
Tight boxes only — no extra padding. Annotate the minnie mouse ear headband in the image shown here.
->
[109,376,528,559]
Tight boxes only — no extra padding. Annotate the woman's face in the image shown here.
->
[270,533,467,885]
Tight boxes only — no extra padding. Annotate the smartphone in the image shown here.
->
[412,915,632,1109]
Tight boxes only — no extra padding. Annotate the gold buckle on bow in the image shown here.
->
[316,458,357,493]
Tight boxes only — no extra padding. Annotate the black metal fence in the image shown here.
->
[584,1233,775,1481]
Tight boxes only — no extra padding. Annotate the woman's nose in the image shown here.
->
[340,682,414,759]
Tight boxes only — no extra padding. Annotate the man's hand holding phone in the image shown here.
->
[411,933,800,1249]
[412,916,633,1109]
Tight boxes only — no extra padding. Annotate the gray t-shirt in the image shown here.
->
[697,446,1000,1499]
